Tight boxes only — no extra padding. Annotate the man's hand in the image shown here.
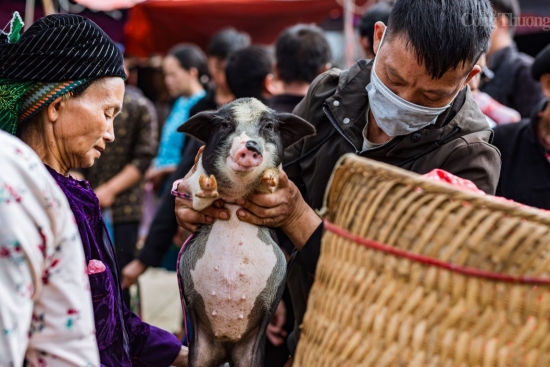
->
[121,259,148,289]
[171,346,189,367]
[95,184,117,209]
[235,171,303,228]
[174,147,230,233]
[266,300,287,346]
[235,170,321,250]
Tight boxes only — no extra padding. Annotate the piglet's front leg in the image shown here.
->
[197,174,219,199]
[188,156,220,212]
[258,168,279,194]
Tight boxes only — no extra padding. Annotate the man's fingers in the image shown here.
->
[236,208,286,227]
[175,205,212,227]
[244,191,287,209]
[237,199,286,219]
[202,206,230,220]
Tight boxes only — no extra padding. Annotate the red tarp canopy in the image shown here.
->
[124,0,341,57]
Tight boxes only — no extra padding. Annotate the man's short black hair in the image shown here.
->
[275,24,332,84]
[225,46,273,100]
[357,2,394,55]
[207,28,251,60]
[387,0,494,79]
[490,0,520,31]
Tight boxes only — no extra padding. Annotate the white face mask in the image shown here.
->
[366,28,462,137]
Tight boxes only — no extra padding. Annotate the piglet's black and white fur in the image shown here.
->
[177,98,315,367]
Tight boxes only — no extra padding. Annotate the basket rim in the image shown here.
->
[323,218,550,285]
[323,154,550,226]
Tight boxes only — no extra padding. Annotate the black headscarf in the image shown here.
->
[0,12,125,135]
[0,13,124,82]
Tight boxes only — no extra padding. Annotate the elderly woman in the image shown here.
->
[0,13,187,367]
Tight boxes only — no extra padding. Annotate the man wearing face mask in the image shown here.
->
[174,0,501,361]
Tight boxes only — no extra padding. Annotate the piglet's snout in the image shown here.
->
[234,141,263,168]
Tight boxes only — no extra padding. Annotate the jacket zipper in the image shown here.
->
[323,103,360,154]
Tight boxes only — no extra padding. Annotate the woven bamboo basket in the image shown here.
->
[294,154,550,367]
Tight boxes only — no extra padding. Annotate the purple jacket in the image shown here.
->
[46,166,181,367]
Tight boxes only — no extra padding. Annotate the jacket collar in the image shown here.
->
[324,59,491,160]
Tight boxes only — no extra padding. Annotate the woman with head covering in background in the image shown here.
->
[0,12,188,367]
[146,44,208,191]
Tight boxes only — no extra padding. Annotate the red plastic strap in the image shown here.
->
[323,218,550,285]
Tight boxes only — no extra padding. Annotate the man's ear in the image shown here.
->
[277,113,316,148]
[464,65,482,87]
[177,110,217,143]
[372,21,387,56]
[264,73,280,98]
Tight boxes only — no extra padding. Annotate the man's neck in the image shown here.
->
[367,109,393,144]
[215,85,235,106]
[282,81,310,97]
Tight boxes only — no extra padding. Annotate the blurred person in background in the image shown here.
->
[480,0,544,118]
[266,23,332,367]
[356,1,394,60]
[146,44,208,191]
[84,78,158,307]
[207,28,251,106]
[469,52,521,127]
[270,24,331,113]
[493,43,550,209]
[225,45,282,101]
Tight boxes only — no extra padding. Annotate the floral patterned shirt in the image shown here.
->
[0,131,99,367]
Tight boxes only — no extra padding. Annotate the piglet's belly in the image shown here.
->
[190,207,277,341]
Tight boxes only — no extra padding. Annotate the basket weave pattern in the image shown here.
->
[294,155,550,367]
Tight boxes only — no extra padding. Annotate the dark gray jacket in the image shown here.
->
[284,59,502,355]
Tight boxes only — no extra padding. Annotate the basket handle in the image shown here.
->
[323,218,550,285]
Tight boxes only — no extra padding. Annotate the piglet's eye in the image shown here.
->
[265,123,274,130]
[220,122,230,129]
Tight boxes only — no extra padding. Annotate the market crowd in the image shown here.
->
[1,0,550,365]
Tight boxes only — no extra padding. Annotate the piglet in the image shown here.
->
[177,98,315,367]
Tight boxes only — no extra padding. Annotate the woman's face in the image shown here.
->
[163,55,194,98]
[53,77,124,169]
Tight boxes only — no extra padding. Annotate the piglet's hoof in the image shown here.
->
[197,174,219,198]
[259,168,279,193]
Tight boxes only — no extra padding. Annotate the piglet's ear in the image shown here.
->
[177,110,217,143]
[277,113,316,148]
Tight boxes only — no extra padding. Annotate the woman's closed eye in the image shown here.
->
[104,108,116,119]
